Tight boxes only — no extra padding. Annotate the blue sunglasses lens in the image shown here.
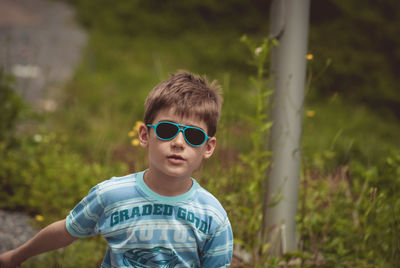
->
[155,122,207,146]
[156,122,178,140]
[184,127,206,146]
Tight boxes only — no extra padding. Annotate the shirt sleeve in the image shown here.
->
[200,217,234,268]
[66,185,105,238]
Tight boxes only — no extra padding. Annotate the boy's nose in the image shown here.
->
[171,131,185,147]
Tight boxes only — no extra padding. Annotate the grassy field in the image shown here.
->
[1,1,400,266]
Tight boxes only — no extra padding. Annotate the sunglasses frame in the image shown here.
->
[147,121,210,147]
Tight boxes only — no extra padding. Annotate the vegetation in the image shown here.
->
[1,0,399,266]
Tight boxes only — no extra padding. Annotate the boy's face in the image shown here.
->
[138,108,216,181]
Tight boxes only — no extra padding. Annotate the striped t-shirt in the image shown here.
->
[66,170,233,267]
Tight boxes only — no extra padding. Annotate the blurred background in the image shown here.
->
[1,0,399,267]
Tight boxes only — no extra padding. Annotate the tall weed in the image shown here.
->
[200,36,275,266]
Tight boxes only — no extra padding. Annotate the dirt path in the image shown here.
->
[0,0,87,252]
[0,0,87,110]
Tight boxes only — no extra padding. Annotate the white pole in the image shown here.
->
[263,0,311,255]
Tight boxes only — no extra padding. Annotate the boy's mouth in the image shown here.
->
[167,154,185,161]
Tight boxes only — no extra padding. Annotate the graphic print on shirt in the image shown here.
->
[110,204,212,234]
[123,247,180,268]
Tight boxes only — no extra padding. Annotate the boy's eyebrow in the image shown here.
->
[157,119,204,129]
[157,119,178,124]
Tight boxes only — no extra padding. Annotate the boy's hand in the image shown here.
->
[0,250,22,268]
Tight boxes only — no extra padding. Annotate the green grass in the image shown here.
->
[302,95,400,171]
[3,3,400,265]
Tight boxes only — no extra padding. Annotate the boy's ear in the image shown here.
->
[138,124,149,148]
[203,137,217,159]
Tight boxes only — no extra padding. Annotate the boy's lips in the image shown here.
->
[167,154,185,162]
[168,154,185,160]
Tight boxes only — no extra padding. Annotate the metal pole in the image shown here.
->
[263,0,310,255]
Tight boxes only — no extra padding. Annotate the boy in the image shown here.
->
[0,71,233,267]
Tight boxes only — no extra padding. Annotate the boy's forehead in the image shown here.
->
[154,108,207,129]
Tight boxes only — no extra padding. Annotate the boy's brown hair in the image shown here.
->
[144,71,223,136]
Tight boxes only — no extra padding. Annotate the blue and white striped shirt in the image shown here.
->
[66,171,233,267]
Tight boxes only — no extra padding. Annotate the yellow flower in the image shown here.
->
[255,47,263,56]
[134,121,143,132]
[306,53,314,60]
[35,215,44,222]
[306,110,315,118]
[129,121,143,146]
[131,139,140,147]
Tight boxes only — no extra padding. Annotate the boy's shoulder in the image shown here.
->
[194,185,226,210]
[189,182,229,224]
[90,172,141,198]
[96,173,138,188]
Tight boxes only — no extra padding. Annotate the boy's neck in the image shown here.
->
[143,170,193,197]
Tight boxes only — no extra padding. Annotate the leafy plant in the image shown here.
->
[0,69,26,145]
[199,36,277,266]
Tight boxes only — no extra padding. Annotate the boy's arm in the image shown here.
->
[0,219,76,268]
[201,218,234,268]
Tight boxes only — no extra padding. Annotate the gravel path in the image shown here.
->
[0,210,38,253]
[0,0,86,110]
[0,0,86,253]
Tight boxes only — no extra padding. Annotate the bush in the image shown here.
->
[0,70,128,217]
[69,0,269,36]
[0,69,26,145]
[0,131,127,218]
[297,152,400,267]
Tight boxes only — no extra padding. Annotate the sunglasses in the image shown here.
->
[147,121,210,147]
